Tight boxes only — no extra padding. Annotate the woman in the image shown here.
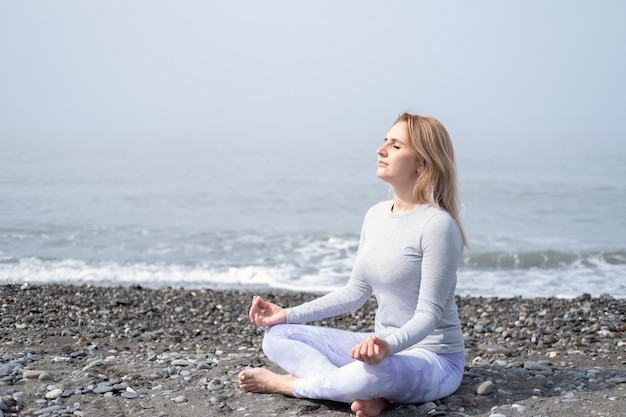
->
[238,113,467,417]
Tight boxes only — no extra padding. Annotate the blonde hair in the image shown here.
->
[396,113,467,247]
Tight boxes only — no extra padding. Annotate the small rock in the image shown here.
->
[12,391,26,404]
[476,380,494,395]
[121,387,138,399]
[38,372,53,381]
[197,362,211,370]
[45,388,63,399]
[208,378,225,391]
[22,370,47,379]
[93,385,114,394]
[33,405,63,415]
[416,402,436,414]
[0,366,12,377]
[477,344,513,356]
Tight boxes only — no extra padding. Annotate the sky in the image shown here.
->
[1,0,625,135]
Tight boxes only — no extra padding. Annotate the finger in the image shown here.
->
[254,297,271,311]
[372,337,382,355]
[350,342,363,361]
[350,345,357,360]
[249,297,259,322]
[367,337,377,358]
[359,342,371,361]
[252,296,263,309]
[250,296,266,323]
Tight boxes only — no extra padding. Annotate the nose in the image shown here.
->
[377,144,387,157]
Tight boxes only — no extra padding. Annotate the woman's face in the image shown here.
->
[376,121,421,186]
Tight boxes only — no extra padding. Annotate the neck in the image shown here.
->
[391,190,422,214]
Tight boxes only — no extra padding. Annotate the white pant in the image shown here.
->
[262,324,464,404]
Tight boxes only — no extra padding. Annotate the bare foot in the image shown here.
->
[238,368,297,397]
[350,398,389,417]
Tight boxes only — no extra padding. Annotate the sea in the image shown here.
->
[1,131,625,298]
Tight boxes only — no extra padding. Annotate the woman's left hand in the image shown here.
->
[350,335,390,365]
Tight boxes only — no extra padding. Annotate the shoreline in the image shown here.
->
[1,284,625,416]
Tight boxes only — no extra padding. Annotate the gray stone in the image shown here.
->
[38,372,53,381]
[11,391,26,404]
[416,401,436,414]
[208,378,225,391]
[477,380,494,395]
[607,376,626,384]
[93,385,114,394]
[33,405,63,415]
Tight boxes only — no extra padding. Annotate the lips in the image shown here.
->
[377,160,388,167]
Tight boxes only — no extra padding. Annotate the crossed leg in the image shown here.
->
[238,368,389,417]
[239,324,464,417]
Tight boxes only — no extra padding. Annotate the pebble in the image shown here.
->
[33,405,63,415]
[45,388,63,399]
[1,284,625,417]
[416,401,436,413]
[207,378,225,391]
[13,391,26,403]
[121,387,138,399]
[22,370,47,379]
[93,385,114,394]
[477,380,494,395]
[607,376,626,384]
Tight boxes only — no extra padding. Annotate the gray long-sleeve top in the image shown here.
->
[285,200,465,355]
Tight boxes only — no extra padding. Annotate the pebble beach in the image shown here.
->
[1,284,625,417]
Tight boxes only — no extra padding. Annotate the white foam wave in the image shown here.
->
[457,261,626,299]
[0,257,342,293]
[2,253,625,298]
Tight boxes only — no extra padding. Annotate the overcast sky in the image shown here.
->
[1,1,625,134]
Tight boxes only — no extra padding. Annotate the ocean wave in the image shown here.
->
[0,257,342,293]
[1,250,626,298]
[462,250,626,270]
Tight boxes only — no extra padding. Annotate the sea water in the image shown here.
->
[1,131,625,298]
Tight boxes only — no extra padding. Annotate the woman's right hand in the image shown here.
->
[248,295,287,327]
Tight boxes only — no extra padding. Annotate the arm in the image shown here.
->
[385,213,463,355]
[285,213,374,324]
[285,275,372,324]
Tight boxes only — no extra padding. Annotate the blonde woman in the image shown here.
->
[239,113,467,417]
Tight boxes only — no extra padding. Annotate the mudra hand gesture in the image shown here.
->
[350,335,390,365]
[248,296,287,326]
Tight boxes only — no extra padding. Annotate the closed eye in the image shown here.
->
[384,138,401,149]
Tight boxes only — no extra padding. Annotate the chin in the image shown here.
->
[376,172,391,182]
